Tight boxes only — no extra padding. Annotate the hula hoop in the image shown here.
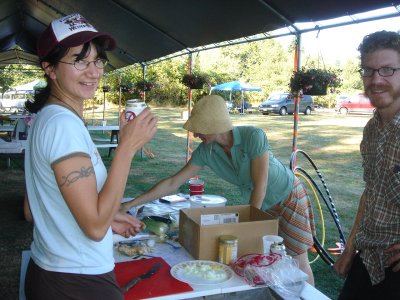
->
[295,171,325,264]
[290,149,346,266]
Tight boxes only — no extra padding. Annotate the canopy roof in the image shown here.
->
[0,1,399,71]
[211,81,262,92]
[8,79,40,93]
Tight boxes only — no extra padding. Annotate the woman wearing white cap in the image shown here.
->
[23,13,157,299]
[122,94,315,285]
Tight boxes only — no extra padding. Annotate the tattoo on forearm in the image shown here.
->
[60,166,95,187]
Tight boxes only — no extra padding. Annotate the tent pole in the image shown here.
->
[142,64,146,102]
[103,75,106,122]
[241,90,244,115]
[118,73,122,126]
[186,53,193,163]
[292,33,302,165]
[139,65,147,158]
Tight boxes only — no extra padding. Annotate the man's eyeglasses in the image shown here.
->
[58,58,108,71]
[359,67,400,77]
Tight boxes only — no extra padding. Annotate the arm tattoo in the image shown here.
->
[59,166,95,187]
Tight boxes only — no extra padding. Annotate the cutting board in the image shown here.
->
[114,257,193,299]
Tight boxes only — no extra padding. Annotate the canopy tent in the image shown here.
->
[0,1,399,157]
[210,81,262,114]
[210,81,262,93]
[0,1,399,70]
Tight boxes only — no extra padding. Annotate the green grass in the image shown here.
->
[0,107,371,299]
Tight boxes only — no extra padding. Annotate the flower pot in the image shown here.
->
[135,81,154,92]
[182,74,207,89]
[304,83,328,96]
[289,67,341,96]
[189,82,204,89]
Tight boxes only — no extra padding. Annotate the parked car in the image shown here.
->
[335,93,375,115]
[258,93,314,115]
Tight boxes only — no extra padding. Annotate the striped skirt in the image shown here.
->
[268,177,315,256]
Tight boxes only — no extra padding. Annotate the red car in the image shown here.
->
[335,94,375,115]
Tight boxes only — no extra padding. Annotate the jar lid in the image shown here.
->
[219,235,238,243]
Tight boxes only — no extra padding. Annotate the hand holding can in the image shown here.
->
[118,106,158,154]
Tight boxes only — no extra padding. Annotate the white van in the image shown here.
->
[0,91,30,111]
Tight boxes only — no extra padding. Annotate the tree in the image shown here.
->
[341,59,363,93]
[64,37,367,108]
[0,64,41,97]
[0,66,15,97]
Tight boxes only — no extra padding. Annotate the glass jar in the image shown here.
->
[218,235,238,264]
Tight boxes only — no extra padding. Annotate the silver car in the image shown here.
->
[259,93,314,115]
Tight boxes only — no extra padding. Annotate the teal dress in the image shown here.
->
[189,126,294,210]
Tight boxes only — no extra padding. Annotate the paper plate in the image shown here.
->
[189,194,227,208]
[171,260,233,285]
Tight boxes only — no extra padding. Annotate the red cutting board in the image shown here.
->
[114,257,193,299]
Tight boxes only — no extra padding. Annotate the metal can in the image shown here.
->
[270,241,287,256]
[218,235,238,264]
[125,99,147,121]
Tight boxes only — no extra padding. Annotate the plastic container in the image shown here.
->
[188,179,205,196]
[189,194,227,208]
[262,235,284,255]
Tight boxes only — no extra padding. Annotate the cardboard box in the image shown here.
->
[179,205,278,261]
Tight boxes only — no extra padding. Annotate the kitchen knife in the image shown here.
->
[120,262,162,293]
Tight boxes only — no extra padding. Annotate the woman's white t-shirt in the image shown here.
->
[25,104,113,274]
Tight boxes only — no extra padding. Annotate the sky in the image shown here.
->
[280,15,400,65]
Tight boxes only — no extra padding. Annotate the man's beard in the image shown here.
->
[365,83,400,109]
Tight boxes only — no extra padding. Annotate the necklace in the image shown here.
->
[50,94,84,123]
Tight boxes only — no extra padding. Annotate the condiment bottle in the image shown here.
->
[218,235,238,264]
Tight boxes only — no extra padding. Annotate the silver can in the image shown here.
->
[125,99,147,121]
[270,241,287,256]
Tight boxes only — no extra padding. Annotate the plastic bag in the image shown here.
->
[231,254,308,298]
[230,253,281,278]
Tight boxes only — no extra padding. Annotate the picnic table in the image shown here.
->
[0,124,15,140]
[87,125,119,156]
[111,199,331,300]
[18,198,330,300]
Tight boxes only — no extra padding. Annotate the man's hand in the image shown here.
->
[334,246,356,278]
[385,243,400,272]
[112,211,144,238]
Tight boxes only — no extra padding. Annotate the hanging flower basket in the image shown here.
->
[305,82,329,96]
[289,67,342,96]
[182,73,208,89]
[134,80,154,92]
[120,84,133,93]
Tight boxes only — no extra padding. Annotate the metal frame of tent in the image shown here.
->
[101,6,399,160]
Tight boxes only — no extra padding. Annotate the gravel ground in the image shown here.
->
[0,165,32,300]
